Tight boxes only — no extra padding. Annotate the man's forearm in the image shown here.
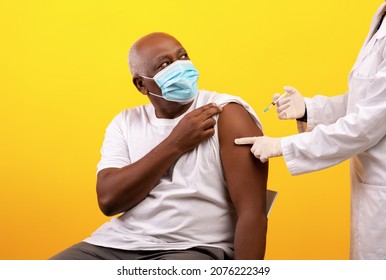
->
[97,138,184,216]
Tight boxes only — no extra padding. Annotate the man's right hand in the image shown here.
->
[169,103,222,153]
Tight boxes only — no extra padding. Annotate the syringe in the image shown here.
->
[263,92,288,113]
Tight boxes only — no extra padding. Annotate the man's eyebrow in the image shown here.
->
[153,47,187,66]
[177,47,187,55]
[155,55,170,65]
[155,48,187,61]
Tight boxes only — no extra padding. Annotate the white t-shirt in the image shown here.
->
[84,90,262,258]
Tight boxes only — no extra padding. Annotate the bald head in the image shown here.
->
[128,32,183,77]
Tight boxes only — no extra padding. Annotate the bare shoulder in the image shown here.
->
[218,102,263,140]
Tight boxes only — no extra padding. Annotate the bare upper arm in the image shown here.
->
[218,102,268,214]
[97,167,119,180]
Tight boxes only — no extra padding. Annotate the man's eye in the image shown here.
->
[180,54,188,59]
[159,62,169,69]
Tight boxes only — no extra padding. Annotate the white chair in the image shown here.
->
[266,189,278,216]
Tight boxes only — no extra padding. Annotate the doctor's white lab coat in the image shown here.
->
[281,3,386,259]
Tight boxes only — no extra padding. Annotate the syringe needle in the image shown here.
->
[263,92,288,113]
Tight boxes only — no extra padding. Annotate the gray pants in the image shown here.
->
[50,242,228,260]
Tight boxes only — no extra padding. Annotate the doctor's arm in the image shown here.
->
[303,93,348,131]
[282,53,386,175]
[235,88,353,164]
[218,103,268,260]
[237,77,386,172]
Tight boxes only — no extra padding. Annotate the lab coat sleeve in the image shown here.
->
[282,58,386,175]
[305,93,348,131]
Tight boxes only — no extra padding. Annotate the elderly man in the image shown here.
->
[51,32,268,260]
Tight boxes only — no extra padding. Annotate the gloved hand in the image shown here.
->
[234,136,282,163]
[274,86,305,120]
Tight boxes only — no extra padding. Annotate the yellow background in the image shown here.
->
[0,0,382,259]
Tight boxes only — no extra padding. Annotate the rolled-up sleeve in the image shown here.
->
[97,113,131,173]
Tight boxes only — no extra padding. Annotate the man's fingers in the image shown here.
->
[195,103,222,117]
[234,137,257,145]
[201,117,217,130]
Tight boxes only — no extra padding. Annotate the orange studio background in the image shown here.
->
[0,0,382,259]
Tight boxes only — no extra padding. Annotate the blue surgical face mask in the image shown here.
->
[141,60,199,104]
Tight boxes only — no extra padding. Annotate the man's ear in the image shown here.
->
[133,77,148,95]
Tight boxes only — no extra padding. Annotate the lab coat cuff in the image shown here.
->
[303,97,317,131]
[281,135,301,176]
